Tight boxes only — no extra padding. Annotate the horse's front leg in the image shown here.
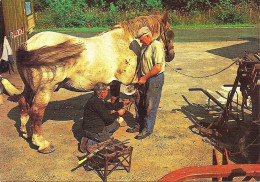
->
[110,81,121,103]
[30,90,55,153]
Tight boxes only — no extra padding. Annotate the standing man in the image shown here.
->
[127,26,165,140]
[80,82,129,153]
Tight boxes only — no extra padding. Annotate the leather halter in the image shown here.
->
[157,23,174,57]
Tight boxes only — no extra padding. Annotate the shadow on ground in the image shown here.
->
[7,91,135,150]
[207,37,260,59]
[179,94,259,164]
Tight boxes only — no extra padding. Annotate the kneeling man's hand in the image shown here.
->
[123,99,130,105]
[117,108,126,116]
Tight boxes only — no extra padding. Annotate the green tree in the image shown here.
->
[144,0,162,10]
[115,0,141,10]
[161,0,218,11]
[48,0,87,27]
[108,3,119,24]
[34,0,50,11]
[214,0,249,24]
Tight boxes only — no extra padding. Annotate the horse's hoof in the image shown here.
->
[20,131,29,139]
[38,144,55,154]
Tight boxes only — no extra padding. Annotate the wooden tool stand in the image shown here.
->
[83,140,133,182]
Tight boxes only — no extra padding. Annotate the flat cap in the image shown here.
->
[136,26,151,39]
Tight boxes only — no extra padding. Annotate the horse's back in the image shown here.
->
[17,31,87,91]
[26,31,79,51]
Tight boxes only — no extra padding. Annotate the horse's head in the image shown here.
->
[158,12,175,62]
[120,12,175,62]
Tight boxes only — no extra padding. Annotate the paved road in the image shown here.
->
[35,26,259,43]
[173,26,259,42]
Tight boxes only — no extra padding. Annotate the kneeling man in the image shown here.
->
[80,82,129,153]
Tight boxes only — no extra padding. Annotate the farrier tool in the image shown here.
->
[78,138,130,165]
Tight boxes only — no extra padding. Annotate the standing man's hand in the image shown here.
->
[138,64,162,85]
[138,76,147,84]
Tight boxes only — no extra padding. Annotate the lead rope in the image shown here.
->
[166,60,238,79]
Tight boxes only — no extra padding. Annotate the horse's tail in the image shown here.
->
[16,40,85,66]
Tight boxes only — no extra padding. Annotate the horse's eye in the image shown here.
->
[166,30,174,40]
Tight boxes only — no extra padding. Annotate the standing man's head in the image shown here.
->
[94,82,108,99]
[136,26,153,46]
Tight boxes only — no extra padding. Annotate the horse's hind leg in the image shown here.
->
[18,87,33,138]
[30,90,54,153]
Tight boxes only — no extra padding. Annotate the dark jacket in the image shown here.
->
[83,95,124,133]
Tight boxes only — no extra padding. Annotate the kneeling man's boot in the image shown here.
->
[79,137,88,153]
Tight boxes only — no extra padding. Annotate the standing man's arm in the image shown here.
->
[138,64,162,84]
[139,42,164,84]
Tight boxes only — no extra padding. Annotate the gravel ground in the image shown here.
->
[0,28,259,181]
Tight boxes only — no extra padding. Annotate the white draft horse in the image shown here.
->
[16,12,175,153]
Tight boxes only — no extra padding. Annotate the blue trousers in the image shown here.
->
[135,73,164,133]
[84,121,120,145]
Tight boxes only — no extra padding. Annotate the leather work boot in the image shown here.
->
[79,137,88,153]
[126,125,140,133]
[134,130,151,140]
[86,144,100,153]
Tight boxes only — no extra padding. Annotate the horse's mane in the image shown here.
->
[16,40,85,66]
[120,15,162,38]
[98,14,162,38]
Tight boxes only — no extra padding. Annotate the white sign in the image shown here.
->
[10,27,24,38]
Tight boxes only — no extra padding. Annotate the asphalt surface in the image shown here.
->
[31,26,260,43]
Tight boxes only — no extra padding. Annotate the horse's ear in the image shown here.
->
[162,12,169,24]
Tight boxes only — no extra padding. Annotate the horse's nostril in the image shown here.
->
[165,52,175,62]
[165,47,175,62]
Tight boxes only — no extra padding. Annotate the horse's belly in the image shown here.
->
[65,79,95,91]
[61,35,139,88]
[56,78,93,92]
[67,71,114,91]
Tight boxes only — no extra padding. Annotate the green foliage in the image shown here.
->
[47,0,87,27]
[185,0,212,11]
[115,0,141,10]
[85,8,110,27]
[34,0,259,28]
[108,3,119,24]
[168,11,180,25]
[84,0,111,9]
[84,3,119,27]
[33,0,50,11]
[143,0,162,10]
[93,0,107,9]
[161,0,219,11]
[35,8,56,28]
[214,0,249,24]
